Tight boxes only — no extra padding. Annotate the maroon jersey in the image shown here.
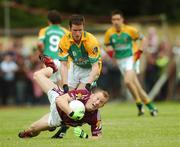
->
[56,89,102,136]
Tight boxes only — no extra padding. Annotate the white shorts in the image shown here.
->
[47,89,62,127]
[49,59,61,83]
[68,62,91,88]
[116,56,140,75]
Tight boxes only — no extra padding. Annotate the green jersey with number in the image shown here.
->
[38,25,68,59]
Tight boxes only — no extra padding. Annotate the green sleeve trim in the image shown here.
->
[89,56,99,64]
[59,55,68,61]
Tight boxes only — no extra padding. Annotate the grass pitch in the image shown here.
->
[0,102,180,147]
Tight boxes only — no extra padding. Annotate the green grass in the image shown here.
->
[0,102,180,147]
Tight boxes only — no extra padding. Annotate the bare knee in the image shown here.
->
[33,71,41,81]
[124,77,133,87]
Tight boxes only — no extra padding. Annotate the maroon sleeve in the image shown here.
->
[90,110,102,136]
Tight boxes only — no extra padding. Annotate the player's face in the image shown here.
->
[70,24,84,43]
[89,92,108,111]
[111,14,123,30]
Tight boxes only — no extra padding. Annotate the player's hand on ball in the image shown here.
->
[74,127,88,139]
[69,109,84,121]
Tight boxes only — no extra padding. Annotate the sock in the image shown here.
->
[136,102,143,112]
[146,102,155,111]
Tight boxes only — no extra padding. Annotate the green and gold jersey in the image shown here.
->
[58,31,101,68]
[38,25,68,59]
[104,25,143,59]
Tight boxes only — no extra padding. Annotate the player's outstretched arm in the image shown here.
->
[87,62,99,84]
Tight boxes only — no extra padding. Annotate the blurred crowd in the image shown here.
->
[0,40,48,105]
[0,26,180,105]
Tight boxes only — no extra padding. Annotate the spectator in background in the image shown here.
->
[0,43,3,104]
[0,52,18,105]
[173,37,180,100]
[25,50,45,104]
[155,38,175,100]
[144,27,160,93]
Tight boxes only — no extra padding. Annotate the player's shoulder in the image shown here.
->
[106,27,114,32]
[39,26,48,33]
[104,27,116,39]
[123,24,138,33]
[61,27,69,34]
[85,31,96,39]
[61,32,71,41]
[84,31,98,43]
[105,27,115,34]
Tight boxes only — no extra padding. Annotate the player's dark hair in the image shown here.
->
[69,14,85,28]
[47,10,61,24]
[111,10,123,17]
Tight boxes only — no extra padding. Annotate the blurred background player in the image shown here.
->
[59,14,102,93]
[18,68,109,139]
[37,9,68,60]
[37,10,68,87]
[104,10,158,116]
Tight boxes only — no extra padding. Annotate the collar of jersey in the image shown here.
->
[112,24,125,34]
[68,32,87,43]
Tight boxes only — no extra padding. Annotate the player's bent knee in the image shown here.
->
[124,78,132,86]
[33,71,41,81]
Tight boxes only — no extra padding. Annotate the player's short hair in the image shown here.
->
[94,89,110,101]
[111,10,123,18]
[69,14,85,28]
[47,10,61,24]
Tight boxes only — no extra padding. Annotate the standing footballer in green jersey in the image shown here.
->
[37,10,68,60]
[104,10,158,116]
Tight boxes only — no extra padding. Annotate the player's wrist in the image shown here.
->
[63,84,69,93]
[69,111,74,117]
[69,110,84,121]
[85,83,91,92]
